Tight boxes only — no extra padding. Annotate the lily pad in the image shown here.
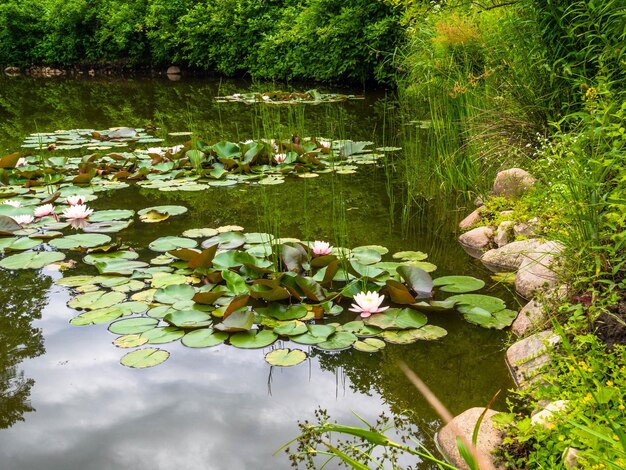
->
[316,331,358,350]
[163,310,212,329]
[353,338,386,352]
[265,348,307,367]
[50,233,112,250]
[0,251,66,270]
[154,284,196,304]
[364,308,428,330]
[140,326,185,344]
[89,209,134,222]
[380,325,448,343]
[109,317,159,335]
[113,334,148,348]
[230,329,278,349]
[433,276,485,293]
[138,205,187,223]
[291,324,336,345]
[273,320,308,336]
[181,329,228,348]
[149,236,197,252]
[68,290,126,310]
[120,347,169,368]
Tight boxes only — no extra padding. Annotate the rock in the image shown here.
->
[474,196,485,207]
[495,221,514,248]
[480,239,542,272]
[513,222,535,237]
[531,400,569,428]
[563,447,580,469]
[511,300,547,336]
[493,168,536,198]
[515,241,563,299]
[506,330,560,388]
[459,209,483,229]
[436,407,504,470]
[458,226,494,258]
[4,66,20,76]
[167,65,181,75]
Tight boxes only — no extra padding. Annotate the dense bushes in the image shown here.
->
[0,0,403,83]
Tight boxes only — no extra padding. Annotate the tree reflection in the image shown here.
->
[0,270,50,428]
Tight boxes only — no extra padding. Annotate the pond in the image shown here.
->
[0,75,516,469]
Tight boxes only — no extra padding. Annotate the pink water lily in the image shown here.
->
[62,204,93,220]
[349,291,389,318]
[3,200,21,207]
[274,153,287,163]
[66,195,86,206]
[311,240,333,256]
[15,157,28,168]
[34,204,55,218]
[11,214,34,225]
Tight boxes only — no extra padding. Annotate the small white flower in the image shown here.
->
[3,200,21,208]
[34,204,55,218]
[62,204,93,220]
[66,195,86,206]
[12,214,34,225]
[146,147,164,155]
[15,157,28,168]
[274,153,287,164]
[311,240,333,256]
[167,145,184,155]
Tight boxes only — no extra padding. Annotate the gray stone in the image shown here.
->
[514,222,536,238]
[515,241,563,299]
[459,226,494,258]
[563,447,580,469]
[511,300,547,336]
[531,400,570,428]
[493,168,536,198]
[506,330,560,388]
[437,407,504,470]
[495,221,515,248]
[480,239,542,272]
[459,209,483,230]
[167,65,181,75]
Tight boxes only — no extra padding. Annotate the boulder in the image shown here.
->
[506,330,560,388]
[495,221,514,248]
[515,241,563,299]
[511,300,547,336]
[436,407,504,470]
[4,66,20,76]
[493,168,536,198]
[480,239,542,272]
[514,222,536,238]
[167,65,181,75]
[563,447,580,469]
[459,208,483,229]
[531,400,569,428]
[458,226,494,258]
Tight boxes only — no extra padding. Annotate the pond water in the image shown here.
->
[0,76,516,469]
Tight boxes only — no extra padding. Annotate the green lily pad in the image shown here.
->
[182,227,219,238]
[265,348,307,367]
[120,347,170,368]
[89,209,134,222]
[50,233,112,250]
[380,325,447,343]
[448,294,507,313]
[154,284,196,304]
[0,237,42,251]
[0,251,65,270]
[353,338,386,352]
[316,331,358,350]
[140,326,185,344]
[181,329,229,348]
[291,324,336,345]
[256,303,308,321]
[84,250,139,266]
[273,320,308,336]
[214,310,255,333]
[109,317,159,335]
[149,236,197,252]
[138,205,187,223]
[230,329,278,349]
[393,251,428,261]
[68,290,126,310]
[113,334,148,348]
[364,308,428,330]
[69,302,147,325]
[163,309,212,329]
[433,276,485,293]
[94,259,150,275]
[340,321,382,337]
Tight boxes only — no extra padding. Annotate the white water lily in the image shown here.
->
[319,140,332,149]
[274,153,287,163]
[349,291,389,318]
[146,147,164,155]
[34,204,55,218]
[311,240,333,256]
[3,200,21,207]
[66,195,86,206]
[62,204,93,220]
[167,144,184,155]
[15,157,28,168]
[11,214,34,225]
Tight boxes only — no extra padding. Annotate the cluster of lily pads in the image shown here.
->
[5,127,399,190]
[215,89,364,105]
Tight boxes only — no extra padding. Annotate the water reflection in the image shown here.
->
[0,270,50,428]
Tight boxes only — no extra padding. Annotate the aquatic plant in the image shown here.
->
[349,291,389,318]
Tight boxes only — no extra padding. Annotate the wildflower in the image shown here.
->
[34,204,55,218]
[66,195,86,206]
[606,380,614,387]
[349,291,389,318]
[619,404,625,410]
[274,153,287,164]
[62,204,93,220]
[319,140,331,150]
[167,145,184,155]
[311,241,333,256]
[11,214,34,225]
[15,157,28,168]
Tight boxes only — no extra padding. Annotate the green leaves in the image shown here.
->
[0,251,65,269]
[120,348,170,368]
[265,348,307,367]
